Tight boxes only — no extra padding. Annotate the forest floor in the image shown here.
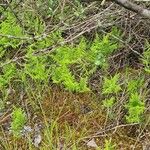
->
[1,85,149,150]
[0,1,150,150]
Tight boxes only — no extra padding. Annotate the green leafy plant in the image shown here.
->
[74,0,85,18]
[127,78,144,93]
[0,63,16,108]
[142,43,150,74]
[104,139,116,150]
[125,92,145,123]
[87,33,118,68]
[51,32,120,92]
[11,107,27,137]
[0,9,120,93]
[51,40,90,92]
[102,74,121,94]
[23,52,49,82]
[0,63,16,88]
[103,97,116,120]
[103,97,116,108]
[0,12,24,57]
[22,11,45,35]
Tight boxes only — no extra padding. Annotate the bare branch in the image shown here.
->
[114,0,150,19]
[83,0,150,19]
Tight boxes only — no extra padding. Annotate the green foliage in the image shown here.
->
[127,78,144,93]
[87,33,118,68]
[102,74,121,94]
[52,66,89,92]
[103,97,115,108]
[24,56,48,81]
[74,0,85,18]
[23,47,49,82]
[0,12,23,47]
[51,41,85,65]
[104,139,116,150]
[1,1,149,149]
[0,8,120,93]
[123,69,146,124]
[102,97,116,119]
[142,43,150,74]
[125,93,145,123]
[51,39,90,92]
[0,63,16,88]
[51,32,119,92]
[46,0,59,15]
[22,11,45,35]
[11,107,27,137]
[0,12,24,58]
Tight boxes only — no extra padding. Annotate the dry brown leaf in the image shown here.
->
[87,138,98,148]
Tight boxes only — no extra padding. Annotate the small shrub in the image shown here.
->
[23,54,49,82]
[11,107,27,137]
[0,63,16,88]
[0,12,24,58]
[51,32,120,92]
[125,92,145,123]
[51,39,90,92]
[87,33,118,69]
[127,78,144,93]
[102,74,121,94]
[0,9,120,93]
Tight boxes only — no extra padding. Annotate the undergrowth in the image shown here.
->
[0,1,150,149]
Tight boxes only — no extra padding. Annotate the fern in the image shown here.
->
[51,39,89,92]
[102,74,121,94]
[24,52,48,81]
[0,11,24,72]
[103,97,116,108]
[125,93,145,123]
[0,10,120,93]
[11,107,27,137]
[0,12,24,50]
[87,33,118,68]
[0,63,16,88]
[50,33,119,92]
[127,78,144,93]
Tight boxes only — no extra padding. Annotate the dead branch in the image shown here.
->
[114,0,150,19]
[83,0,150,19]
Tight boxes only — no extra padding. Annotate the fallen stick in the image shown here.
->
[114,0,150,19]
